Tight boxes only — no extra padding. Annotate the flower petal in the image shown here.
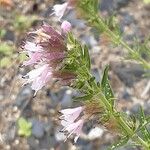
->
[53,2,68,20]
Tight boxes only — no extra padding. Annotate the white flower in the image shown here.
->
[53,2,68,20]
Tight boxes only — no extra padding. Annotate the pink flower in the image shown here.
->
[61,119,84,143]
[24,41,43,52]
[60,106,83,122]
[23,64,52,94]
[23,52,43,66]
[53,2,68,20]
[61,21,72,34]
[22,22,75,94]
[60,106,84,142]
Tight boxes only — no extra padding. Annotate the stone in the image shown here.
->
[100,0,130,13]
[65,11,86,29]
[3,30,15,42]
[55,128,66,141]
[91,68,101,83]
[14,85,33,108]
[112,63,145,87]
[88,127,104,140]
[30,119,45,139]
[60,89,73,109]
[130,103,141,115]
[5,122,16,142]
[27,136,39,150]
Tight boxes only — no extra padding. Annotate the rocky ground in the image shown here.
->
[0,0,150,150]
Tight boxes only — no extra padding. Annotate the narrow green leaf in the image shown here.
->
[73,94,93,101]
[93,0,99,13]
[83,45,91,70]
[101,65,115,106]
[137,107,150,142]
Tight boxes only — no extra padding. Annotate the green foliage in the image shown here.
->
[0,42,13,56]
[83,45,91,70]
[104,15,122,40]
[127,38,150,71]
[143,0,150,4]
[0,29,6,38]
[66,33,91,82]
[14,15,37,31]
[0,57,12,68]
[0,41,27,68]
[136,107,150,144]
[67,1,150,149]
[0,42,14,68]
[78,0,99,14]
[101,65,115,107]
[17,117,32,137]
[66,32,149,149]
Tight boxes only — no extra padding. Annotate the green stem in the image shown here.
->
[92,16,150,148]
[98,92,149,149]
[77,2,150,148]
[95,16,150,70]
[93,17,150,148]
[88,71,149,148]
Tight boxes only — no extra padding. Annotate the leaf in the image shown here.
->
[0,29,6,38]
[88,76,95,87]
[17,117,32,137]
[129,115,138,131]
[105,15,121,38]
[143,0,150,4]
[92,0,99,13]
[67,32,75,45]
[73,94,93,101]
[101,65,115,106]
[108,136,129,150]
[0,43,13,55]
[0,57,12,68]
[83,45,91,70]
[14,15,37,31]
[137,107,150,142]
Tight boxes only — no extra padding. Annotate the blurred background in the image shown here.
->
[0,0,150,149]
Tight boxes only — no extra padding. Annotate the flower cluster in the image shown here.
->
[59,100,104,142]
[22,21,74,94]
[60,106,84,143]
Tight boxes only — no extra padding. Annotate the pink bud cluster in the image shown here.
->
[22,22,73,94]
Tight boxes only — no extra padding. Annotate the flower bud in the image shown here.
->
[61,21,72,34]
